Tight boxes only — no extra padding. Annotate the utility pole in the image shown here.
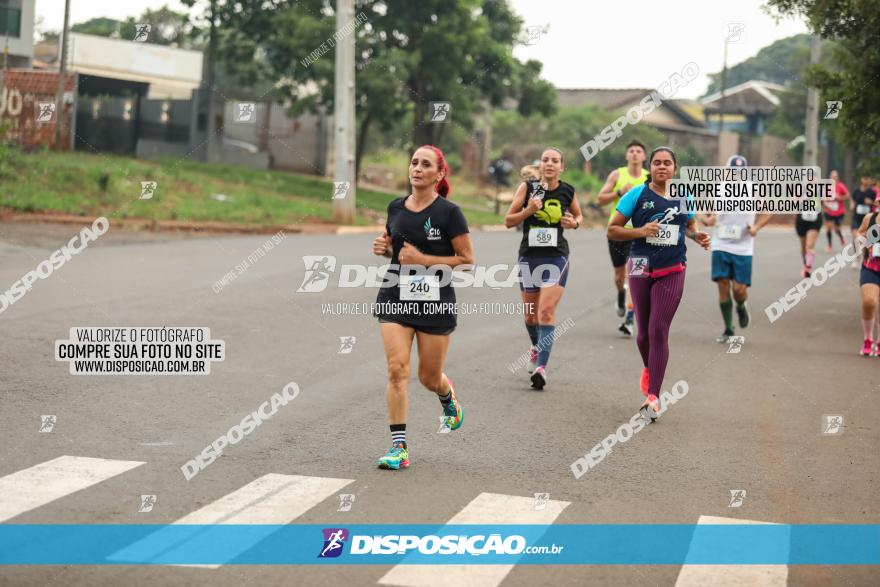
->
[1,33,9,91]
[333,0,356,224]
[718,38,728,134]
[803,34,821,168]
[53,0,71,149]
[204,0,219,162]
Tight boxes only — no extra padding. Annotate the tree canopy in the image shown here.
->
[766,0,880,170]
[208,0,557,170]
[69,6,199,48]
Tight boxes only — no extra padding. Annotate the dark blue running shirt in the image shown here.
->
[615,183,695,270]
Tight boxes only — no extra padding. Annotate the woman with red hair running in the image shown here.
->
[371,145,474,469]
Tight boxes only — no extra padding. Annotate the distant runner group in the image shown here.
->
[365,143,879,470]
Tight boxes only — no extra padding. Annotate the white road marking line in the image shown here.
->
[110,473,353,567]
[0,456,145,523]
[674,515,789,586]
[379,492,570,587]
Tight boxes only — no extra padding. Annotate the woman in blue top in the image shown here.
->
[607,147,710,420]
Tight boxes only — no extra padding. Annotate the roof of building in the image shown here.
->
[701,80,787,115]
[31,33,203,99]
[556,88,706,129]
[556,88,652,110]
[3,69,76,94]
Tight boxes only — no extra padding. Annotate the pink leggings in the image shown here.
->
[628,268,686,396]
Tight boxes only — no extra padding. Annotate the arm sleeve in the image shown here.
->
[447,204,470,239]
[615,184,644,219]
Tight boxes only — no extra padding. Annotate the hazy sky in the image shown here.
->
[35,0,810,99]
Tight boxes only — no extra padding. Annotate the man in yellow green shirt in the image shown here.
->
[596,140,649,336]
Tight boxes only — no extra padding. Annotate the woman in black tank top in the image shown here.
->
[504,147,583,390]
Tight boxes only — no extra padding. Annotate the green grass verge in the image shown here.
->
[0,149,504,227]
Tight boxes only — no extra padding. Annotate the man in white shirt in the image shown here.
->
[699,155,773,342]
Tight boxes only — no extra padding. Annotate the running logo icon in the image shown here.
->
[140,181,157,200]
[318,528,349,558]
[728,489,746,508]
[134,24,151,42]
[297,256,337,293]
[822,415,843,435]
[534,493,550,511]
[725,22,745,43]
[338,336,356,354]
[824,101,842,119]
[337,494,355,512]
[656,207,679,224]
[235,102,256,123]
[726,336,745,353]
[630,257,648,277]
[39,415,56,433]
[138,494,157,512]
[530,181,546,200]
[520,24,548,46]
[332,182,350,200]
[641,201,654,210]
[429,102,451,123]
[36,103,56,122]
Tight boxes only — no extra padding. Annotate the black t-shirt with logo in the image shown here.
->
[852,188,876,220]
[518,180,575,257]
[375,195,470,328]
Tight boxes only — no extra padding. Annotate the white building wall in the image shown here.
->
[3,0,34,63]
[67,32,203,99]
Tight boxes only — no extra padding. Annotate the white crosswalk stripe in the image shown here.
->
[0,455,145,523]
[674,515,789,586]
[109,473,353,567]
[379,492,570,587]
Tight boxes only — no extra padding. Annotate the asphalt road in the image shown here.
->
[0,221,877,586]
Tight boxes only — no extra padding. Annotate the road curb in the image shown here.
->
[1,211,516,235]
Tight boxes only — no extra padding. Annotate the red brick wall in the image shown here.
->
[0,70,77,150]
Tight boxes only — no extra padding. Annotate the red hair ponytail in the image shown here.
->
[419,144,452,198]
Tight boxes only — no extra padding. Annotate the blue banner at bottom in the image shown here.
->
[0,524,878,565]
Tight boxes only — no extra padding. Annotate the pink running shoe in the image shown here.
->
[861,339,874,357]
[640,368,650,397]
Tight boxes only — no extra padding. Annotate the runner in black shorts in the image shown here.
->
[371,145,473,470]
[795,203,823,278]
[851,175,876,268]
[597,141,649,336]
[505,147,583,390]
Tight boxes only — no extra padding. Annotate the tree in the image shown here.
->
[69,6,198,47]
[703,34,814,96]
[135,6,198,48]
[210,0,556,173]
[491,105,665,180]
[766,0,880,169]
[70,17,124,38]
